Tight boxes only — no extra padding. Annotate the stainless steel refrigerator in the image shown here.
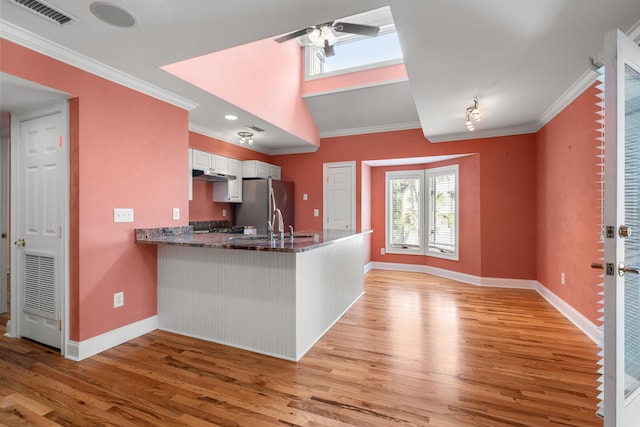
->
[235,179,294,235]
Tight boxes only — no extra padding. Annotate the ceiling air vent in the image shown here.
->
[11,0,79,26]
[246,125,265,133]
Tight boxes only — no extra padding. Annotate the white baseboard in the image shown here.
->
[65,315,158,361]
[535,282,600,344]
[367,262,598,344]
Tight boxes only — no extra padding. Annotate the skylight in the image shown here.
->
[321,31,403,74]
[305,7,403,79]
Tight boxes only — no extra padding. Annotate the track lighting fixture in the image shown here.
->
[238,131,254,145]
[465,99,481,131]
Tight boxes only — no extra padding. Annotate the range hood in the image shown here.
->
[192,169,237,182]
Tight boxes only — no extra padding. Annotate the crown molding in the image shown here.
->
[533,69,599,132]
[320,120,421,139]
[424,122,536,143]
[1,19,198,111]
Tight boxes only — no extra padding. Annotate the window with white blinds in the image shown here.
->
[385,165,459,260]
[387,172,423,252]
[427,166,458,258]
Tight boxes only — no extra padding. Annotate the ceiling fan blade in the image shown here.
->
[324,41,335,57]
[332,22,380,37]
[274,27,314,43]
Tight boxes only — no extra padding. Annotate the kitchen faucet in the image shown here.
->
[272,208,284,240]
[267,220,274,241]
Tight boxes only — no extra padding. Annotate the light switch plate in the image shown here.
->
[313,209,319,217]
[114,291,124,308]
[114,208,134,223]
[172,207,180,220]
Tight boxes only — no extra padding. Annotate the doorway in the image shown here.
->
[323,161,356,230]
[0,73,69,354]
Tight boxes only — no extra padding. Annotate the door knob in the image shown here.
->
[619,262,640,276]
[619,225,632,238]
[1,232,6,238]
[14,238,25,247]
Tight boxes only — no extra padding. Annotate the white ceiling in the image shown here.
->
[1,0,640,154]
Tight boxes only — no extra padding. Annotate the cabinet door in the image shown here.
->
[211,154,228,174]
[255,161,270,178]
[227,159,242,202]
[192,149,211,170]
[269,165,281,180]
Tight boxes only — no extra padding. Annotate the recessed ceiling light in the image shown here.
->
[225,114,238,121]
[90,2,137,28]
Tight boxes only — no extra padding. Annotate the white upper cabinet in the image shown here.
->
[243,160,281,180]
[213,158,243,203]
[192,149,211,171]
[211,154,228,175]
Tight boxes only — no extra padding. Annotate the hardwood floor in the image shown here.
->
[0,270,602,426]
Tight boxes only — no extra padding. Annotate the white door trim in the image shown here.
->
[0,133,7,315]
[323,161,357,230]
[9,101,69,356]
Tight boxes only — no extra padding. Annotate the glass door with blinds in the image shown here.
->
[601,28,640,427]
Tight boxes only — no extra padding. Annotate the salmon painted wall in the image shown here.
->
[188,132,275,222]
[536,85,601,324]
[277,129,537,280]
[1,39,190,341]
[163,39,319,147]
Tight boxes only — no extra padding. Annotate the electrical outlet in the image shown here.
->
[114,291,124,308]
[561,272,566,285]
[222,208,227,217]
[114,208,134,223]
[314,209,319,217]
[172,207,180,220]
[380,248,385,255]
[303,193,308,200]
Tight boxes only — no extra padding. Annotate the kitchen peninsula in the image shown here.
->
[136,227,370,361]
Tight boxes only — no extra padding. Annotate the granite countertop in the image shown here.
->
[135,226,371,253]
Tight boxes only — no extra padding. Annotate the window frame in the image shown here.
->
[385,165,459,260]
[304,25,403,81]
[385,170,425,255]
[426,165,459,261]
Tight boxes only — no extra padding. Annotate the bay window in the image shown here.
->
[385,165,459,260]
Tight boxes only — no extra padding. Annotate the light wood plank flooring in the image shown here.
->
[0,270,602,426]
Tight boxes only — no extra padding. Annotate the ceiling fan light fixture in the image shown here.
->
[307,28,321,44]
[320,26,337,46]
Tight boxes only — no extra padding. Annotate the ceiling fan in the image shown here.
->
[274,21,380,57]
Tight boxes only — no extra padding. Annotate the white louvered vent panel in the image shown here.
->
[11,0,79,26]
[24,254,56,318]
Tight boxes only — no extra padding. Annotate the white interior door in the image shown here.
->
[602,29,640,426]
[323,161,356,230]
[13,106,65,349]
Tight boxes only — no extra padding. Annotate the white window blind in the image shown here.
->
[427,168,458,257]
[388,174,422,251]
